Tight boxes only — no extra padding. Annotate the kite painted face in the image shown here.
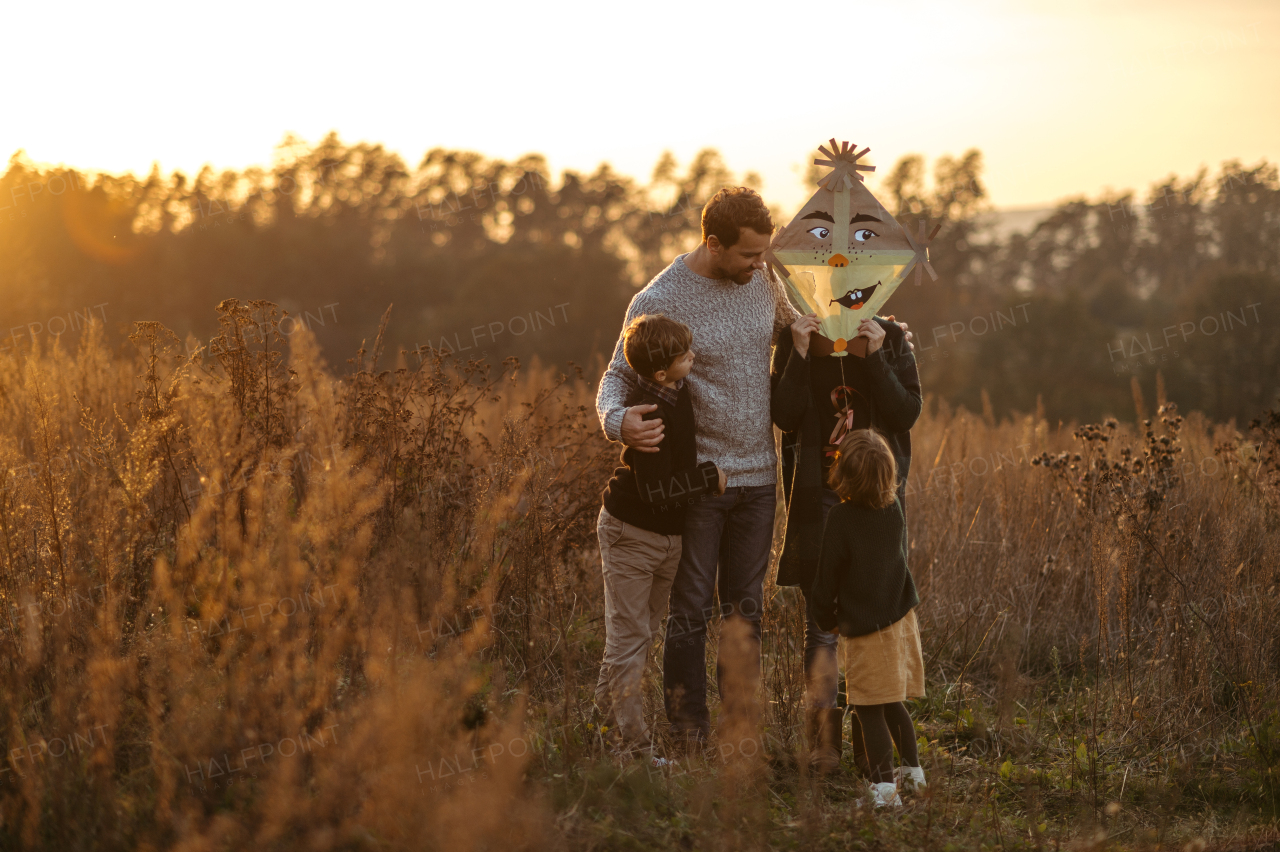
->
[769,141,916,355]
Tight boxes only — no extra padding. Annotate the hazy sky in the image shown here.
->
[3,0,1277,213]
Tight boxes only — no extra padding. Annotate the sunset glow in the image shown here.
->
[4,0,1276,212]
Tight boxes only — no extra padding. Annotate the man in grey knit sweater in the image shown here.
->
[596,188,797,745]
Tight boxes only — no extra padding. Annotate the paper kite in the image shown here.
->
[902,218,941,286]
[768,138,931,357]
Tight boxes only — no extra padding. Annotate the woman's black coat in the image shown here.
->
[771,320,922,590]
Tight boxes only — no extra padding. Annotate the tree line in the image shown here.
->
[1,133,1276,423]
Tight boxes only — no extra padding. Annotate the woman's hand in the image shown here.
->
[857,318,886,354]
[883,315,914,351]
[791,313,821,358]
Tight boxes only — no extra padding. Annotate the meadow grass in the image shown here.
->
[0,301,1277,850]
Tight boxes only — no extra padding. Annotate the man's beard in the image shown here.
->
[713,258,756,285]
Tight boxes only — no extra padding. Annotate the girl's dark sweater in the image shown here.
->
[809,496,919,638]
[601,383,719,535]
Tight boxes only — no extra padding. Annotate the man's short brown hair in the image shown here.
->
[827,429,898,509]
[701,187,773,248]
[623,314,692,379]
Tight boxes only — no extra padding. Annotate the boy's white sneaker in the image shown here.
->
[894,765,926,794]
[868,781,903,808]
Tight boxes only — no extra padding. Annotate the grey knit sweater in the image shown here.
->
[596,254,799,487]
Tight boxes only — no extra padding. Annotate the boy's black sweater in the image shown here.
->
[809,496,919,638]
[601,383,719,536]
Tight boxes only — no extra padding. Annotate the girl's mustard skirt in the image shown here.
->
[837,609,925,705]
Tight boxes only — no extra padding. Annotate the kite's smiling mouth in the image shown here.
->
[829,282,880,310]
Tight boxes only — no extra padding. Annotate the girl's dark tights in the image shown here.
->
[853,702,919,784]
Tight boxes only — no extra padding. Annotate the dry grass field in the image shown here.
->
[0,301,1277,851]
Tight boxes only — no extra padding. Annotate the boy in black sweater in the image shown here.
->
[596,314,726,755]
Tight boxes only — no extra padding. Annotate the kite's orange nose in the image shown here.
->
[828,254,848,267]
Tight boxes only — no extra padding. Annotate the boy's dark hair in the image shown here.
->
[827,429,897,509]
[623,314,692,379]
[701,187,773,248]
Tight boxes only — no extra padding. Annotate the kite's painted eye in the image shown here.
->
[853,228,878,242]
[807,226,830,240]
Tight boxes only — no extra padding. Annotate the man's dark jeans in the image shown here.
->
[662,483,776,742]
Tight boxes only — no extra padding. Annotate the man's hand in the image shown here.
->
[882,315,914,352]
[790,312,820,358]
[621,404,663,453]
[715,465,727,495]
[857,318,887,354]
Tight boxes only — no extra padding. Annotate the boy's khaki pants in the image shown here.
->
[595,506,681,749]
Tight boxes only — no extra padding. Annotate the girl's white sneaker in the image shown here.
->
[893,765,926,794]
[868,781,903,808]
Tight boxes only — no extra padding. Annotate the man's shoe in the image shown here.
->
[669,729,708,759]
